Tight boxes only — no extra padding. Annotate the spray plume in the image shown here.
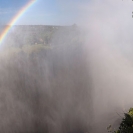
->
[78,0,133,132]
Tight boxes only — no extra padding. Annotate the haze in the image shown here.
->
[0,0,133,133]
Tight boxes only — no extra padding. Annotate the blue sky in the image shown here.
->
[0,0,88,25]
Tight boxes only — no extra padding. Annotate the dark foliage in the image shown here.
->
[107,108,133,133]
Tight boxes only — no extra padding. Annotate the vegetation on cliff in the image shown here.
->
[107,108,133,133]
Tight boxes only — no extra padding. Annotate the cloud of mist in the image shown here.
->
[1,0,133,133]
[0,24,93,133]
[77,0,133,132]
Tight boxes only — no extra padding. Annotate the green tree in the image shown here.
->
[107,108,133,133]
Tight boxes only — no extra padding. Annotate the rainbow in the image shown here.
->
[0,0,36,44]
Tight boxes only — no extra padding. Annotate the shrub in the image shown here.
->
[107,108,133,133]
